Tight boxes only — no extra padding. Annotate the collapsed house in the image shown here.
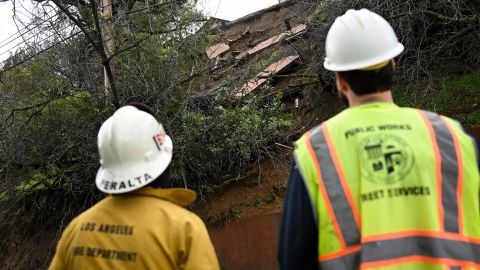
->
[192,0,343,134]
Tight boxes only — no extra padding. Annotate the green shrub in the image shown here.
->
[173,95,292,193]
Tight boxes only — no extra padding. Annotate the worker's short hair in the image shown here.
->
[147,165,172,188]
[127,102,156,117]
[337,61,393,96]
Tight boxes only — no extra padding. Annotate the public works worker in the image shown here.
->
[49,105,219,270]
[278,9,480,270]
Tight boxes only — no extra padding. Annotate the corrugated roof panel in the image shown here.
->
[206,43,230,59]
[247,33,287,56]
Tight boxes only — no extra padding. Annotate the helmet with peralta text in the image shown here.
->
[96,106,173,194]
[324,9,404,72]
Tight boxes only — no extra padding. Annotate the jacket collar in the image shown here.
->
[351,101,399,110]
[127,187,197,207]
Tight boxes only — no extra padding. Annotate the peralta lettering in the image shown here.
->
[101,173,153,191]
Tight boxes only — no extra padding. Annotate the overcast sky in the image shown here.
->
[196,0,280,21]
[0,0,34,62]
[0,0,280,63]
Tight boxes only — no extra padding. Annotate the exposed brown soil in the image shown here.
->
[193,151,291,227]
[2,226,60,270]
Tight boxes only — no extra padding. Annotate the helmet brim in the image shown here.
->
[324,43,404,72]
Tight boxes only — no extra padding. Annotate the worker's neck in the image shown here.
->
[348,90,393,107]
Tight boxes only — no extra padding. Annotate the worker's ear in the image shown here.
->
[336,73,349,94]
[391,60,397,72]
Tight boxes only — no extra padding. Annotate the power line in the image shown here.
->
[0,0,110,52]
[0,1,182,74]
[126,0,178,15]
[0,24,75,58]
[0,0,169,51]
[0,12,60,51]
[0,31,81,75]
[214,0,222,18]
[0,23,34,47]
[0,12,59,47]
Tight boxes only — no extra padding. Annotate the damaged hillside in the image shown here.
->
[1,0,480,269]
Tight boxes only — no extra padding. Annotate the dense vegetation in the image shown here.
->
[0,1,292,267]
[0,0,479,268]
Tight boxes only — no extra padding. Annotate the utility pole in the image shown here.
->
[101,0,115,96]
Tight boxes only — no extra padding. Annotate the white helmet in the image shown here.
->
[324,9,404,71]
[95,106,173,194]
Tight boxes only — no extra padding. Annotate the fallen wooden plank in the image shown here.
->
[235,55,300,97]
[246,33,287,56]
[206,43,230,59]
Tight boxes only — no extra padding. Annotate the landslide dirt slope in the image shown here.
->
[193,152,291,226]
[2,1,480,269]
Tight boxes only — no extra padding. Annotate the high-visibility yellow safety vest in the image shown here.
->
[294,102,480,270]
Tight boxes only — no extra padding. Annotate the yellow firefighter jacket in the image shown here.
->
[48,187,219,270]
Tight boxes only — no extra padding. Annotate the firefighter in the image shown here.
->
[49,105,219,270]
[278,9,480,270]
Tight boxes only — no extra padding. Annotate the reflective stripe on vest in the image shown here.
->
[419,110,464,233]
[305,111,477,269]
[308,124,361,247]
[321,232,480,269]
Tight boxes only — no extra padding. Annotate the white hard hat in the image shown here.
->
[95,106,173,194]
[324,9,404,71]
